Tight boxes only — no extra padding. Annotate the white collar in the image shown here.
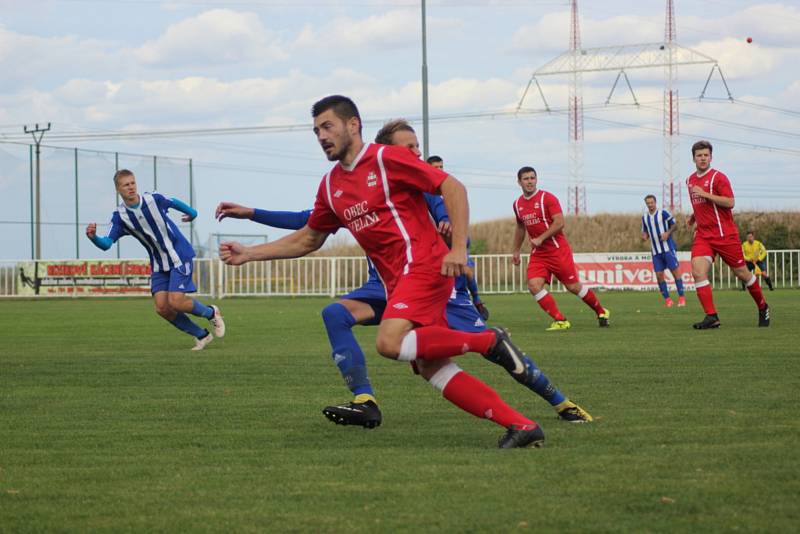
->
[340,142,369,172]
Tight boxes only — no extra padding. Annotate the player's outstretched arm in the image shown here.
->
[169,198,198,223]
[85,223,113,251]
[220,225,328,265]
[215,201,254,221]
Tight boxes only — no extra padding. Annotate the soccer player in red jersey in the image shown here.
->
[686,140,769,329]
[220,95,546,448]
[511,167,610,331]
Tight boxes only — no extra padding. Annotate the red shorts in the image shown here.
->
[382,267,453,328]
[692,233,746,269]
[527,247,580,285]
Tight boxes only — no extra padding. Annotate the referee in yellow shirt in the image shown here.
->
[742,231,774,290]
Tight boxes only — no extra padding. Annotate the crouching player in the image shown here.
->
[86,169,225,350]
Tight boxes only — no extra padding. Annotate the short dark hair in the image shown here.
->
[644,194,657,203]
[426,155,443,165]
[113,169,134,186]
[747,230,754,236]
[375,119,414,145]
[311,95,362,134]
[517,166,537,180]
[692,140,713,156]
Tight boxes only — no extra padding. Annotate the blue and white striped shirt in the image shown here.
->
[107,192,196,272]
[641,209,677,255]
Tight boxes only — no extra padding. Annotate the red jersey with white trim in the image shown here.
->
[686,168,738,239]
[513,189,570,254]
[307,143,450,295]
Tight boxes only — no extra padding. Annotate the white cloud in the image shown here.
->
[134,9,288,67]
[293,9,462,52]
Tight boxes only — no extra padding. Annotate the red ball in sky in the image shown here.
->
[746,37,753,43]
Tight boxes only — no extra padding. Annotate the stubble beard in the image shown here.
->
[327,135,352,162]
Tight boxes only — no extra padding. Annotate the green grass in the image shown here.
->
[1,291,798,532]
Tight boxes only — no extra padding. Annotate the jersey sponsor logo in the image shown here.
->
[392,302,409,309]
[343,200,380,234]
[366,171,378,187]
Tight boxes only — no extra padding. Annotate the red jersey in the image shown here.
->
[513,189,570,254]
[307,143,450,295]
[686,168,738,239]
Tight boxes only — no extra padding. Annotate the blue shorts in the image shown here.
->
[446,301,487,333]
[652,251,679,273]
[151,261,197,294]
[340,279,387,326]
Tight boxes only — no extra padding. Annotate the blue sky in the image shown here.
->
[1,0,798,259]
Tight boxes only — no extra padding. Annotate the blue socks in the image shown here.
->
[467,276,481,303]
[658,280,670,299]
[170,312,208,339]
[520,356,566,406]
[675,278,685,296]
[191,299,214,319]
[321,303,374,398]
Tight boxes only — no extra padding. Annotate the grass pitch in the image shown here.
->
[1,290,798,532]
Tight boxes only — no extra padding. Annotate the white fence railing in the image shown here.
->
[1,250,798,298]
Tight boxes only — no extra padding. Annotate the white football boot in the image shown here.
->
[209,305,226,338]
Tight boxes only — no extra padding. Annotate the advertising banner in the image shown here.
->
[17,260,151,296]
[573,252,694,290]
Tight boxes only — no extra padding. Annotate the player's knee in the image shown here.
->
[154,302,172,318]
[527,279,542,293]
[566,282,582,294]
[321,302,353,330]
[167,293,185,309]
[375,333,401,359]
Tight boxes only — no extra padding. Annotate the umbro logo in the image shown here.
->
[334,189,343,198]
[367,171,378,187]
[392,302,408,309]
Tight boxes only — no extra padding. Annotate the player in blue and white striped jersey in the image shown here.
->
[641,194,686,307]
[86,169,225,350]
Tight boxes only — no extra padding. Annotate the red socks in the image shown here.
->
[746,277,767,310]
[414,326,495,359]
[536,292,566,321]
[442,371,536,429]
[580,288,606,315]
[695,280,716,315]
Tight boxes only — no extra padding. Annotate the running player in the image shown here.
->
[86,169,225,350]
[686,141,769,329]
[221,95,547,448]
[512,166,610,331]
[218,120,591,427]
[641,194,686,307]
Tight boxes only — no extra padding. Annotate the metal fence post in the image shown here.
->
[74,148,79,258]
[329,257,337,298]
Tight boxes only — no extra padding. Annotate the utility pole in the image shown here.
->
[24,123,51,260]
[567,0,586,215]
[421,0,430,159]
